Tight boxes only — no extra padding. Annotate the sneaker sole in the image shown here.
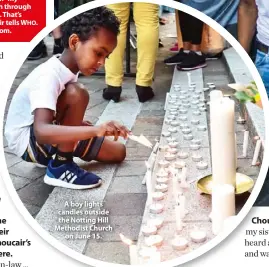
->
[178,63,207,71]
[165,62,183,66]
[44,175,102,190]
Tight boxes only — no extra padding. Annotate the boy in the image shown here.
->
[5,7,130,190]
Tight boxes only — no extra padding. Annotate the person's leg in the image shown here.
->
[133,2,159,102]
[103,3,130,102]
[255,49,269,96]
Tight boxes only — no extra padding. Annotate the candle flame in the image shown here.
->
[119,233,133,246]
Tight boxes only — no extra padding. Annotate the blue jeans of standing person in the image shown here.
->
[255,49,269,97]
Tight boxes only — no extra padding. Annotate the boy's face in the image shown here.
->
[71,28,117,76]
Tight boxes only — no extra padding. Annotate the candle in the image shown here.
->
[142,225,158,237]
[189,84,196,89]
[174,160,186,169]
[166,137,177,143]
[164,153,177,161]
[162,131,171,137]
[195,90,202,94]
[149,203,164,214]
[189,87,195,92]
[168,141,179,148]
[199,107,207,112]
[172,236,188,251]
[210,97,236,187]
[164,92,169,111]
[191,139,201,145]
[190,144,201,150]
[180,167,187,184]
[191,119,200,125]
[158,160,170,168]
[168,127,178,133]
[145,235,164,247]
[178,151,189,159]
[167,115,176,120]
[179,116,188,121]
[173,84,181,90]
[169,111,178,115]
[175,204,183,232]
[179,109,188,114]
[193,95,200,100]
[197,161,208,170]
[119,234,138,265]
[192,153,203,162]
[170,94,178,99]
[179,95,186,100]
[156,168,169,178]
[197,125,207,131]
[252,139,262,165]
[182,128,192,135]
[155,184,168,193]
[187,72,192,87]
[190,230,207,243]
[169,107,178,112]
[183,134,193,140]
[203,87,210,92]
[148,218,164,229]
[170,121,180,127]
[153,142,159,154]
[169,100,177,105]
[212,184,235,235]
[167,147,178,154]
[152,191,165,201]
[193,111,201,116]
[210,90,223,102]
[191,100,200,105]
[172,170,179,201]
[156,177,169,185]
[182,99,189,104]
[209,84,216,89]
[242,131,249,157]
[207,82,215,86]
[183,103,191,108]
[237,116,246,124]
[179,123,189,129]
[164,119,172,125]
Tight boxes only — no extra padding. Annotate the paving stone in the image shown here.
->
[126,136,160,148]
[4,152,22,168]
[138,110,165,117]
[84,241,129,264]
[8,161,46,180]
[125,146,152,160]
[103,193,147,216]
[141,101,165,111]
[237,158,260,178]
[17,177,54,207]
[10,174,31,190]
[115,161,146,176]
[24,203,41,218]
[108,176,147,194]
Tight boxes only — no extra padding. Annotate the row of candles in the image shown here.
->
[121,77,212,264]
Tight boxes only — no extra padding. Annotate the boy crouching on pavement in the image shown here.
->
[5,7,130,190]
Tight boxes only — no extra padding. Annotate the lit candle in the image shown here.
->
[164,153,177,161]
[190,230,207,243]
[119,234,138,265]
[196,161,208,170]
[212,184,235,235]
[166,137,177,143]
[183,134,193,140]
[152,191,165,201]
[149,203,164,214]
[156,168,169,178]
[192,153,203,162]
[168,127,178,133]
[179,109,188,114]
[174,160,186,169]
[170,121,180,127]
[155,184,168,193]
[179,123,189,129]
[168,141,179,148]
[251,139,262,166]
[172,235,188,251]
[142,225,158,237]
[158,160,170,168]
[166,147,178,154]
[145,235,164,247]
[182,128,192,135]
[178,151,189,159]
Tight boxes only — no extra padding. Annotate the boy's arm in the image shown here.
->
[238,0,258,53]
[33,108,130,144]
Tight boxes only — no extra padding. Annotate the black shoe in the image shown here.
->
[204,51,223,60]
[164,48,188,65]
[136,85,154,103]
[177,51,207,71]
[27,40,48,60]
[102,85,122,102]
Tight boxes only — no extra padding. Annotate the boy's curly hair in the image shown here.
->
[61,6,120,48]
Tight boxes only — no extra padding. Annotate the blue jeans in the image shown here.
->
[255,49,269,96]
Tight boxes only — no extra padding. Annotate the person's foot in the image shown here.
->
[164,48,188,65]
[204,51,223,60]
[102,85,122,102]
[27,40,48,60]
[44,160,102,189]
[177,51,207,71]
[136,85,154,103]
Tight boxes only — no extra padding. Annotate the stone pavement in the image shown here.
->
[3,20,263,265]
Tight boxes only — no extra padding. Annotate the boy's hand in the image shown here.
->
[97,121,131,141]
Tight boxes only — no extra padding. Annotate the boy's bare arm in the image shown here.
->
[238,0,258,53]
[33,108,130,144]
